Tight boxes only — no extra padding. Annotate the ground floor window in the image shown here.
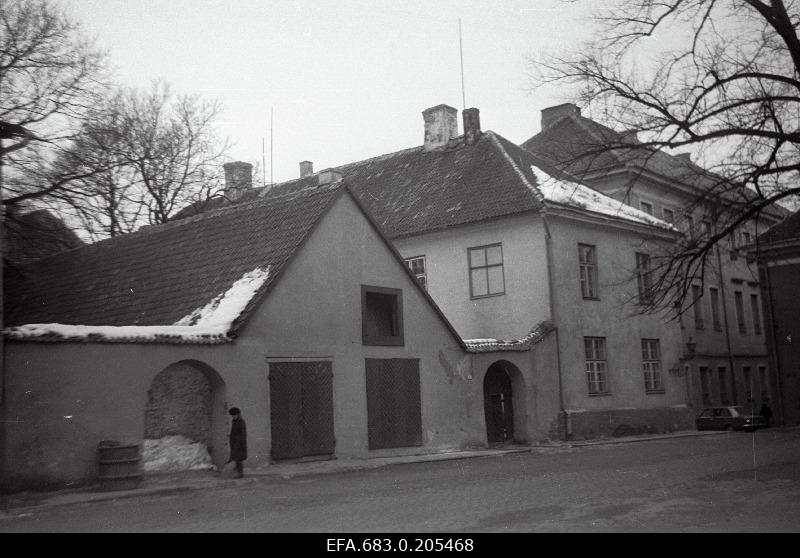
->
[584,337,609,395]
[365,358,422,450]
[641,339,663,393]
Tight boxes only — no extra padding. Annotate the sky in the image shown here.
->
[63,0,599,185]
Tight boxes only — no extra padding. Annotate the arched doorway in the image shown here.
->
[143,360,226,471]
[484,362,514,444]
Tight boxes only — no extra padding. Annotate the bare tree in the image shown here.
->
[528,0,800,316]
[50,82,230,238]
[1,0,109,208]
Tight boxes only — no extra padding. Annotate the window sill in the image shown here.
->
[645,389,666,395]
[582,296,600,301]
[470,292,505,300]
[362,336,404,347]
[588,392,611,397]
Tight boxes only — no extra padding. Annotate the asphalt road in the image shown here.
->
[3,429,800,533]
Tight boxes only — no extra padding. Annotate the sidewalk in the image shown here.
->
[0,428,718,515]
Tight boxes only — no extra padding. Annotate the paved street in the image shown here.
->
[2,429,800,533]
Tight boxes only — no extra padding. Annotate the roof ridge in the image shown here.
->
[486,131,545,203]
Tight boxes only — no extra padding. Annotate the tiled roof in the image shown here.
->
[263,131,546,239]
[176,130,671,242]
[757,208,800,245]
[5,184,344,331]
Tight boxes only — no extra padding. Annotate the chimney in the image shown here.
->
[541,103,581,130]
[462,107,481,145]
[299,161,314,178]
[422,104,458,151]
[222,161,253,201]
[317,168,342,185]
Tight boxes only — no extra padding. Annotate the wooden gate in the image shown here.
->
[365,358,422,450]
[269,361,335,460]
[484,363,514,444]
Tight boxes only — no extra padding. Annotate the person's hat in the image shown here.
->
[229,407,241,416]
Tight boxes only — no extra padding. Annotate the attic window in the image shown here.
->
[362,285,404,346]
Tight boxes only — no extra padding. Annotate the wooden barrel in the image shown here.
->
[97,440,142,491]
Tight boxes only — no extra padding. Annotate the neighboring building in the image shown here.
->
[523,103,787,416]
[3,207,84,266]
[176,104,696,440]
[4,182,538,490]
[753,209,800,426]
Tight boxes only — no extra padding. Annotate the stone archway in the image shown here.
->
[483,360,527,445]
[143,360,226,471]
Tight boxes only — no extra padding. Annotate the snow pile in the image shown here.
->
[176,265,271,327]
[532,166,675,230]
[143,435,215,472]
[4,265,271,343]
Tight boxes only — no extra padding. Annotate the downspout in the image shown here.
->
[541,209,567,440]
[762,262,786,424]
[715,242,737,404]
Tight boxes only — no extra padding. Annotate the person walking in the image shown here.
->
[760,402,774,428]
[227,407,247,478]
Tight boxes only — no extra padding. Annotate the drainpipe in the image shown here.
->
[541,210,567,440]
[762,263,786,424]
[714,238,738,404]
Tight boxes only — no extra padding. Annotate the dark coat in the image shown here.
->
[229,416,247,462]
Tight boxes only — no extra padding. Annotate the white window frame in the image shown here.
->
[585,337,609,395]
[641,339,663,393]
[404,255,427,291]
[578,244,598,299]
[468,243,505,299]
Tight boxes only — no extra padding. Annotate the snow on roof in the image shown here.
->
[532,166,676,230]
[464,321,555,353]
[4,266,271,344]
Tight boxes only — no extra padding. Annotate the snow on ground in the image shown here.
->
[532,166,675,230]
[4,265,271,342]
[143,435,215,472]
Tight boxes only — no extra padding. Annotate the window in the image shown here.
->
[710,287,722,331]
[700,366,712,406]
[584,337,609,395]
[718,366,729,405]
[734,291,746,333]
[468,244,505,298]
[692,285,704,330]
[635,252,653,304]
[743,366,753,402]
[742,231,752,245]
[640,200,654,215]
[729,233,739,260]
[662,208,675,223]
[750,294,762,335]
[685,214,695,237]
[641,339,663,393]
[361,285,403,346]
[404,256,427,291]
[578,244,598,299]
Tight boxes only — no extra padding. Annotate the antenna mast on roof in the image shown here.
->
[270,107,274,186]
[459,18,466,111]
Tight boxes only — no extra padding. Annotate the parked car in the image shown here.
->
[696,406,768,432]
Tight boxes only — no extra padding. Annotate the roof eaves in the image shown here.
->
[464,321,555,353]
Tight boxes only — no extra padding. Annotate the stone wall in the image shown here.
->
[565,406,695,440]
[144,362,212,445]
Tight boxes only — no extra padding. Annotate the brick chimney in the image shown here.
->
[423,104,458,151]
[223,161,253,201]
[541,103,581,130]
[317,168,342,185]
[299,161,314,178]
[463,107,481,145]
